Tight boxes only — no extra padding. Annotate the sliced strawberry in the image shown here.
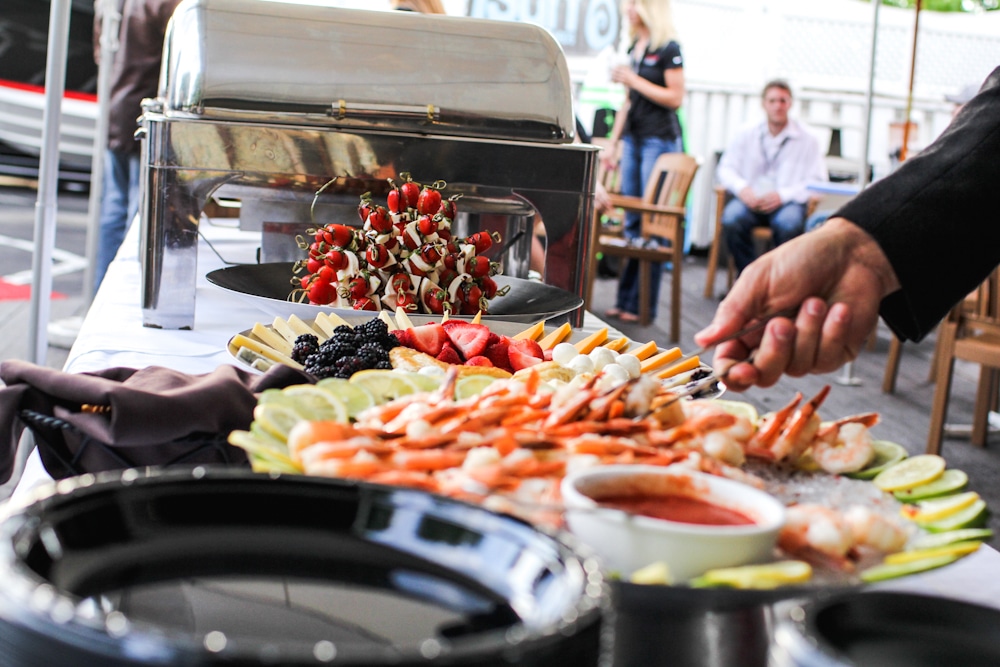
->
[508,338,544,371]
[409,323,448,357]
[390,328,413,347]
[435,341,463,365]
[543,348,554,362]
[465,355,494,367]
[442,320,492,360]
[483,336,513,372]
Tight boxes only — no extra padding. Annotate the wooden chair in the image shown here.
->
[927,268,1000,455]
[587,152,698,342]
[703,186,820,299]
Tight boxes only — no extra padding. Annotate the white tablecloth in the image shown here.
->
[10,218,1000,609]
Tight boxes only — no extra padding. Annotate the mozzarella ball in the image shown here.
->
[617,353,642,379]
[588,346,616,371]
[567,354,596,375]
[552,342,580,366]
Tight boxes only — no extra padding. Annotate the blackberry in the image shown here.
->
[358,342,389,363]
[333,357,366,378]
[303,360,337,380]
[317,338,357,363]
[291,334,320,364]
[356,318,389,339]
[374,360,392,370]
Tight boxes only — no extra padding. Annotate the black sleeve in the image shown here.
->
[836,66,1000,342]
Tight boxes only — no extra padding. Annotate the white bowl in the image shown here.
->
[560,465,786,582]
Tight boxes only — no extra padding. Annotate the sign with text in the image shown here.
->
[466,0,620,56]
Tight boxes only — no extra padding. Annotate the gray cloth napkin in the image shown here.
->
[0,361,314,482]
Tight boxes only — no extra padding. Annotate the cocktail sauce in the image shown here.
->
[598,494,755,526]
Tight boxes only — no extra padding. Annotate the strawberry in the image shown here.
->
[442,321,491,359]
[465,355,493,367]
[390,328,413,347]
[507,338,544,371]
[483,336,513,372]
[409,323,448,356]
[435,341,463,365]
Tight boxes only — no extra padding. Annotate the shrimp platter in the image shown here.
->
[231,366,991,588]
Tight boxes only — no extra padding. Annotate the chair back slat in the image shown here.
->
[640,153,698,238]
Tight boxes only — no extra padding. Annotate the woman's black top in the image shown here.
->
[624,40,684,141]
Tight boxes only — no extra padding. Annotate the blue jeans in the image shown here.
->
[95,149,141,292]
[614,134,684,317]
[721,199,806,273]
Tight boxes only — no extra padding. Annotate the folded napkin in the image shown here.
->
[0,361,314,483]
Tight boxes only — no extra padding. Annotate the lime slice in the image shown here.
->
[405,372,443,393]
[712,400,759,426]
[893,468,969,502]
[316,378,377,419]
[689,560,812,589]
[253,403,305,442]
[629,561,673,585]
[909,528,993,550]
[860,554,960,582]
[349,369,421,404]
[278,385,349,422]
[454,374,499,400]
[872,454,946,492]
[884,541,981,565]
[902,491,980,524]
[921,498,988,533]
[844,440,909,480]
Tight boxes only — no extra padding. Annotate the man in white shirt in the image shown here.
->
[717,80,828,273]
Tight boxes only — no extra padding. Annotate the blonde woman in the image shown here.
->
[603,0,685,323]
[390,0,446,13]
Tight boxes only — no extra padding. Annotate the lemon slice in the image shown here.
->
[712,400,759,426]
[909,528,993,550]
[859,554,961,582]
[629,561,673,585]
[893,468,969,502]
[228,431,301,473]
[316,378,377,418]
[349,369,421,403]
[454,374,498,400]
[884,541,981,565]
[844,440,908,480]
[277,385,349,423]
[253,403,305,442]
[689,560,812,589]
[873,454,946,492]
[921,498,988,533]
[901,491,980,524]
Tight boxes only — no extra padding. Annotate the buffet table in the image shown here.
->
[10,216,1000,650]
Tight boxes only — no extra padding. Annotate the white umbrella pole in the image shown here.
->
[836,0,880,388]
[83,0,123,303]
[28,0,72,366]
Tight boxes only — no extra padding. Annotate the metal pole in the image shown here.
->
[83,0,123,303]
[836,0,881,389]
[28,0,72,366]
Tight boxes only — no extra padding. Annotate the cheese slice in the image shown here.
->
[231,333,302,369]
[314,311,352,338]
[251,322,293,356]
[574,327,609,354]
[638,347,682,374]
[271,316,299,345]
[288,314,324,339]
[512,320,546,341]
[602,336,630,353]
[378,310,397,331]
[394,306,416,331]
[538,322,572,350]
[629,340,660,361]
[657,355,701,379]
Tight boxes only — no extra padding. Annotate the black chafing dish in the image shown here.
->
[138,0,598,329]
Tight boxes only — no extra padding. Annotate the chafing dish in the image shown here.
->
[139,0,598,329]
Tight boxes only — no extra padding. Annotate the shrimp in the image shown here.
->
[809,413,880,474]
[749,386,830,463]
[844,505,909,553]
[778,503,855,569]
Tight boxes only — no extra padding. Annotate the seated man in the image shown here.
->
[717,79,828,273]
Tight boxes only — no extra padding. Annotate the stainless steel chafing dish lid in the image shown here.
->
[160,0,576,143]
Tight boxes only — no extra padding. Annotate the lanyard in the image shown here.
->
[760,129,791,176]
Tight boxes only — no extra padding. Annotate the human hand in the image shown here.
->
[737,186,759,210]
[610,65,633,87]
[753,191,782,214]
[594,182,613,213]
[694,218,901,390]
